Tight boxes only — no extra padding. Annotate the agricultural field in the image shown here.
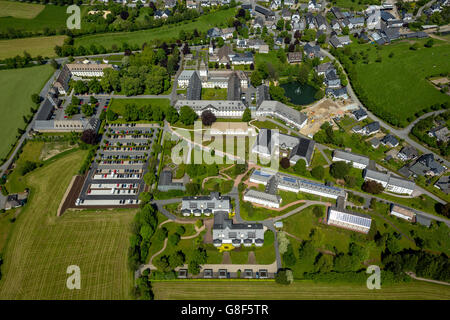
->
[74,8,237,50]
[0,3,70,33]
[0,1,44,19]
[0,65,54,160]
[0,149,136,299]
[152,280,450,300]
[349,39,450,127]
[0,35,66,59]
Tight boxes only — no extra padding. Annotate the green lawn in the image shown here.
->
[0,4,69,32]
[0,65,54,160]
[5,141,44,193]
[152,280,450,300]
[349,39,450,127]
[0,0,44,19]
[0,149,137,299]
[74,8,237,50]
[201,88,227,100]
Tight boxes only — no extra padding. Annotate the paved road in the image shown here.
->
[319,48,450,168]
[416,0,437,18]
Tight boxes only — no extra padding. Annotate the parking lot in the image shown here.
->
[76,123,161,206]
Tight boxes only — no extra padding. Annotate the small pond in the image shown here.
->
[280,82,318,105]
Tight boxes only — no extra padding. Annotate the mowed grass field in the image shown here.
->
[0,0,44,19]
[0,35,66,59]
[152,280,450,300]
[352,39,450,127]
[0,150,137,299]
[74,8,237,49]
[0,4,69,33]
[0,65,54,159]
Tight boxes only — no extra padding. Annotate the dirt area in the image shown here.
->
[39,142,76,161]
[430,77,449,85]
[300,99,354,137]
[247,251,256,264]
[222,251,231,264]
[203,218,213,244]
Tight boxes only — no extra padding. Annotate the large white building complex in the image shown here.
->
[363,169,416,195]
[66,61,114,78]
[327,206,372,234]
[332,150,370,169]
[174,100,247,118]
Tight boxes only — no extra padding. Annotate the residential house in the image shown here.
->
[330,19,341,31]
[397,146,419,161]
[281,8,292,20]
[326,87,348,99]
[287,51,303,64]
[380,134,399,148]
[315,15,328,31]
[434,175,450,194]
[255,5,276,19]
[303,43,321,59]
[325,68,341,88]
[408,153,446,176]
[428,125,449,143]
[351,108,367,121]
[361,122,380,135]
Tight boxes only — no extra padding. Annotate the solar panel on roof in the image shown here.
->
[283,177,297,183]
[207,202,215,208]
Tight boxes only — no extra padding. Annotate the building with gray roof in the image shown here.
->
[397,146,419,161]
[181,192,231,217]
[186,70,202,100]
[380,134,399,148]
[157,170,185,192]
[327,206,372,234]
[332,150,370,169]
[213,211,264,248]
[243,189,282,208]
[174,100,246,118]
[256,100,308,129]
[363,168,416,195]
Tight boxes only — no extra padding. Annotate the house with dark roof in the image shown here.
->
[351,108,367,121]
[331,7,344,19]
[5,191,28,210]
[254,5,275,19]
[325,68,341,88]
[315,14,328,30]
[409,154,446,176]
[157,170,185,192]
[363,169,416,195]
[380,134,399,148]
[361,122,380,135]
[434,175,450,194]
[397,146,418,161]
[326,87,348,99]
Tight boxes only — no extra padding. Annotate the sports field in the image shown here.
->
[0,1,44,19]
[74,8,237,50]
[152,280,450,300]
[0,65,54,160]
[0,150,136,299]
[351,39,450,127]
